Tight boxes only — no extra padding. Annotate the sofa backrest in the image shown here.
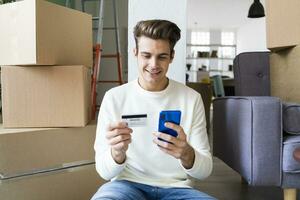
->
[233,52,271,96]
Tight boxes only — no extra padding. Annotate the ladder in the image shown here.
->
[81,0,123,119]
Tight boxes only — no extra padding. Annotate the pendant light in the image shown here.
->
[248,0,265,18]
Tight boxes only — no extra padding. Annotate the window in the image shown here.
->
[190,31,210,57]
[191,31,210,45]
[221,32,235,45]
[219,31,235,58]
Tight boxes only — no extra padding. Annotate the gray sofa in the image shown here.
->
[213,52,300,200]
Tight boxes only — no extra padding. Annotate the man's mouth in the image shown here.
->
[146,69,161,75]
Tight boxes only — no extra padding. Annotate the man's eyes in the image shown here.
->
[142,55,151,58]
[141,55,168,60]
[158,56,168,60]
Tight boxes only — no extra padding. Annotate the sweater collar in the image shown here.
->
[134,78,172,97]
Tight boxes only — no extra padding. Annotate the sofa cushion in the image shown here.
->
[233,52,270,96]
[283,103,300,135]
[283,135,300,172]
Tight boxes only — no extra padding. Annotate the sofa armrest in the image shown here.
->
[213,96,282,186]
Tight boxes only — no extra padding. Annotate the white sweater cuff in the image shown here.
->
[101,149,126,179]
[180,149,200,173]
[180,150,212,179]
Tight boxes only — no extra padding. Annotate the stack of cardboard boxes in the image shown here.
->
[266,0,300,103]
[0,1,103,199]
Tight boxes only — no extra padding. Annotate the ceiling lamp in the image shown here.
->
[248,0,265,18]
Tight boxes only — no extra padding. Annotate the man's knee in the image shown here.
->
[91,180,146,200]
[91,190,126,200]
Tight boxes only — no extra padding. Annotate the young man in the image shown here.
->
[91,19,216,200]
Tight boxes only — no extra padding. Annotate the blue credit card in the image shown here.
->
[158,110,181,138]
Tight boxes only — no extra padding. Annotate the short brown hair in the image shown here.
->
[133,19,181,53]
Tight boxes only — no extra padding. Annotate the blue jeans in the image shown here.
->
[91,180,217,200]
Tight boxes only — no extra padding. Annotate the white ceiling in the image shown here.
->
[187,0,266,30]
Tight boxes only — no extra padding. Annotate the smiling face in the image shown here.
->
[134,36,174,91]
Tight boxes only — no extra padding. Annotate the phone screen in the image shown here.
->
[158,110,181,138]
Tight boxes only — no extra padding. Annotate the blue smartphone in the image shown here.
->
[158,110,181,139]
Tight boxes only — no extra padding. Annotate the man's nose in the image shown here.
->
[149,57,158,67]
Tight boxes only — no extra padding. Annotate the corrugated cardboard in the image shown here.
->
[266,0,300,51]
[270,45,300,103]
[0,164,104,200]
[0,121,96,178]
[1,65,91,128]
[0,0,92,67]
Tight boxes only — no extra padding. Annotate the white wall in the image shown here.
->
[187,0,267,55]
[187,0,255,29]
[236,18,268,54]
[128,0,187,84]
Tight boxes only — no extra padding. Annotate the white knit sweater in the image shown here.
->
[94,79,213,188]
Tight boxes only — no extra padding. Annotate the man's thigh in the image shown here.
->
[91,180,147,200]
[160,187,217,200]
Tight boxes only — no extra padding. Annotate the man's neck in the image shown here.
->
[138,78,169,92]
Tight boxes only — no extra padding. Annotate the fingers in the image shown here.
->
[112,138,132,152]
[108,134,131,145]
[164,122,185,139]
[153,124,189,160]
[105,121,133,164]
[153,122,186,146]
[153,132,185,148]
[106,126,133,140]
[107,121,128,131]
[152,136,183,159]
[106,121,132,139]
[106,121,133,156]
[153,135,175,150]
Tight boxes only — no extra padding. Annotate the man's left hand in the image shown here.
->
[153,122,195,169]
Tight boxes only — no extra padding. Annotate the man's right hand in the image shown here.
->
[106,122,133,164]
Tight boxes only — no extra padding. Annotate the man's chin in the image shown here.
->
[145,76,162,83]
[140,74,167,84]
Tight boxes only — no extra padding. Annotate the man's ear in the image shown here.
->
[170,50,175,63]
[133,48,138,56]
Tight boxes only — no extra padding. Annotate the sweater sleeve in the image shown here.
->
[94,92,126,180]
[180,94,213,180]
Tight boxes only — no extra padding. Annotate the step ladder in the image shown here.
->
[80,0,123,119]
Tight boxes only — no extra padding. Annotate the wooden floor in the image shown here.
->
[194,157,300,200]
[96,156,299,199]
[95,152,299,199]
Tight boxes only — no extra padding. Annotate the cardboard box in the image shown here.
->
[0,164,105,200]
[270,45,300,103]
[0,121,96,178]
[266,0,300,51]
[1,65,91,128]
[0,0,92,67]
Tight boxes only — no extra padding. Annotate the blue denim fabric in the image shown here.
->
[91,180,217,200]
